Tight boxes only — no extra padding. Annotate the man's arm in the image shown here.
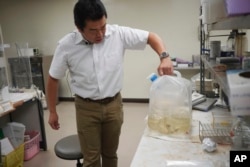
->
[47,75,60,130]
[147,32,173,75]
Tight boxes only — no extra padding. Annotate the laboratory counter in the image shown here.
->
[131,109,231,167]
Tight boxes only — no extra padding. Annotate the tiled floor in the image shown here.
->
[24,101,148,167]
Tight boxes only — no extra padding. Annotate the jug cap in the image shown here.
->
[147,73,158,82]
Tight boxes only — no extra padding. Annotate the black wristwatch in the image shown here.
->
[160,52,170,60]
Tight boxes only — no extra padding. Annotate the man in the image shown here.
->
[47,0,173,167]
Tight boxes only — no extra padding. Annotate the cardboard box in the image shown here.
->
[195,78,213,92]
[1,143,24,167]
[226,70,250,116]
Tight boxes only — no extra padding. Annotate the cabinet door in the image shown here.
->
[30,57,45,93]
[0,26,10,102]
[8,57,32,89]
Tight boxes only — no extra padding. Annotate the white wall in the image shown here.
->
[105,0,201,98]
[0,0,201,98]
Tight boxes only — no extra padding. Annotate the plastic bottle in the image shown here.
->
[227,31,235,53]
[231,116,243,149]
[242,54,250,70]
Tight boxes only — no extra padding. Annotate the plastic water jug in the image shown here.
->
[147,71,192,139]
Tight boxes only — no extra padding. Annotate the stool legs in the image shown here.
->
[77,159,83,167]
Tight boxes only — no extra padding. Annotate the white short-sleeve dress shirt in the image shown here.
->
[49,24,149,100]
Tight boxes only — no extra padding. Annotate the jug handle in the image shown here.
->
[173,70,181,78]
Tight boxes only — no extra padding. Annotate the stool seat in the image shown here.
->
[54,134,83,160]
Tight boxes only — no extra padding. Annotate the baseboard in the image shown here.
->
[59,97,149,103]
[122,98,149,103]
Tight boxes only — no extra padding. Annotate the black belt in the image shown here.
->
[76,92,119,104]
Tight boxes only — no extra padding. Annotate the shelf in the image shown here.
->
[200,55,241,98]
[174,66,200,70]
[207,15,250,31]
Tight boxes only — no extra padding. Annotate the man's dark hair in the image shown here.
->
[74,0,107,30]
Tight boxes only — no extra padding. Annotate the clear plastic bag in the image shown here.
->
[147,71,192,139]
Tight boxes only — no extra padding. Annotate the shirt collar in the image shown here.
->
[74,30,84,45]
[74,24,112,45]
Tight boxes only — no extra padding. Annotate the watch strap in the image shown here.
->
[160,52,170,60]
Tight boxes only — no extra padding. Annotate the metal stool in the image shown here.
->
[54,134,83,167]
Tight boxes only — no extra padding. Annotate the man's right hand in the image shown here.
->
[48,112,60,130]
[47,75,60,130]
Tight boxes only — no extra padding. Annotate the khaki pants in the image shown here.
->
[75,93,123,167]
